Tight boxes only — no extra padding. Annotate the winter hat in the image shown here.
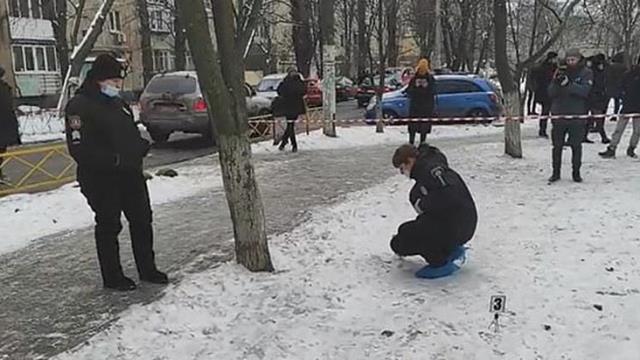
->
[286,66,298,75]
[565,48,583,59]
[89,54,125,81]
[415,58,431,76]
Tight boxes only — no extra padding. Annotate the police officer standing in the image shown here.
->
[548,49,593,183]
[65,54,168,291]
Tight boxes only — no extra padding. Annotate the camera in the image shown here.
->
[554,63,569,86]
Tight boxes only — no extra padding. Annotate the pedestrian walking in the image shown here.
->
[0,66,21,182]
[584,54,610,144]
[276,67,306,153]
[534,52,559,138]
[548,49,593,183]
[406,58,437,145]
[599,55,640,159]
[525,68,537,115]
[65,54,167,291]
[606,52,627,120]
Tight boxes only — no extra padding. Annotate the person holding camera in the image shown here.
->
[548,49,593,183]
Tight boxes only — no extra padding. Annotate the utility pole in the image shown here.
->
[0,0,17,92]
[321,0,337,137]
[375,0,384,133]
[433,0,442,68]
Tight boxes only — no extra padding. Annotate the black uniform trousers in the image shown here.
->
[390,216,458,267]
[79,170,157,284]
[408,123,431,145]
[551,119,587,174]
[585,104,608,141]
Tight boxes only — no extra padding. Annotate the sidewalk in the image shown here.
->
[0,126,533,359]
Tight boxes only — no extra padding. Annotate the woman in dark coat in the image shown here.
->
[406,58,437,145]
[0,66,21,180]
[276,68,306,153]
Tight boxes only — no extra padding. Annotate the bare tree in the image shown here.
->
[50,0,70,77]
[291,0,314,77]
[57,0,117,113]
[136,0,154,85]
[494,0,582,158]
[357,0,368,75]
[386,0,399,67]
[178,0,273,272]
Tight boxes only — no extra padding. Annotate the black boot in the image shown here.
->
[602,137,611,144]
[599,147,615,158]
[278,143,285,151]
[583,137,594,144]
[104,276,137,291]
[627,147,637,158]
[140,269,169,285]
[539,130,548,138]
[548,172,561,183]
[572,170,583,183]
[291,145,298,153]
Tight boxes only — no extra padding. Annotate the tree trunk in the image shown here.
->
[71,0,86,48]
[57,0,116,113]
[386,0,398,67]
[291,0,314,77]
[174,8,186,71]
[0,0,16,92]
[375,0,384,134]
[179,0,273,272]
[356,0,367,75]
[433,0,443,67]
[136,0,154,85]
[494,0,521,158]
[320,0,337,137]
[52,0,69,78]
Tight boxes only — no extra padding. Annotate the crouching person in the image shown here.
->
[390,144,478,278]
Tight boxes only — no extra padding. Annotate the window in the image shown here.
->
[13,46,25,72]
[35,47,46,71]
[145,76,197,95]
[185,50,195,70]
[12,45,59,73]
[153,50,175,72]
[46,47,58,72]
[10,0,43,18]
[150,9,172,32]
[437,80,481,94]
[108,11,122,32]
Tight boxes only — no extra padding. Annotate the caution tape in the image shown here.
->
[248,112,640,125]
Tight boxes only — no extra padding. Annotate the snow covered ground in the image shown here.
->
[53,136,640,360]
[1,122,518,257]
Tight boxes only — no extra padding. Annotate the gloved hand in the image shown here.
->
[140,138,151,157]
[556,74,570,87]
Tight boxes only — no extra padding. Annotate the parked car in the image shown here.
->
[355,75,402,108]
[336,77,357,102]
[256,73,287,101]
[139,71,272,143]
[304,78,323,107]
[364,74,503,124]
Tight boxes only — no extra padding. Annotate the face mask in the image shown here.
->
[100,84,121,98]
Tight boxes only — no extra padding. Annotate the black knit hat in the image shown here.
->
[89,54,125,81]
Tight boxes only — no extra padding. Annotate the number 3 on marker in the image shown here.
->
[490,295,506,313]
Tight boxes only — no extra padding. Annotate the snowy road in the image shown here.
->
[0,127,534,359]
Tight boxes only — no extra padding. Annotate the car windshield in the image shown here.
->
[257,78,283,92]
[360,76,397,87]
[145,76,197,95]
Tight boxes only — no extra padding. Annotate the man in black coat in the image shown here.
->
[584,54,610,144]
[65,54,167,291]
[0,66,21,181]
[276,68,306,153]
[606,52,628,118]
[548,49,593,183]
[390,144,477,268]
[533,52,559,138]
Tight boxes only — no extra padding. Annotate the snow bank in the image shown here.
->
[54,138,640,360]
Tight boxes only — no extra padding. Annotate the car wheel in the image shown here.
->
[149,130,170,143]
[467,108,490,118]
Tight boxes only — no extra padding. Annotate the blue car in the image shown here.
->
[364,75,503,124]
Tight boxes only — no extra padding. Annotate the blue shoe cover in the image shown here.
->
[415,261,460,279]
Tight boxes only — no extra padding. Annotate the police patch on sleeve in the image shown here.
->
[68,115,82,130]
